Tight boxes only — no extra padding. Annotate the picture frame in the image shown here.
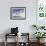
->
[10,7,26,20]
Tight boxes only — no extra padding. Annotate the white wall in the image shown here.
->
[0,0,37,42]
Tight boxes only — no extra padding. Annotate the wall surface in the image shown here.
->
[0,0,37,42]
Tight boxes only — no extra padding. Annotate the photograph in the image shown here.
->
[10,7,26,20]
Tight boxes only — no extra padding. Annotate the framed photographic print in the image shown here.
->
[10,7,26,20]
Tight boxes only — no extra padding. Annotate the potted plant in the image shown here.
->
[32,25,39,30]
[32,24,45,30]
[33,32,46,43]
[40,26,45,29]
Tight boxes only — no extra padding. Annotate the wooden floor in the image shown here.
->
[0,42,46,46]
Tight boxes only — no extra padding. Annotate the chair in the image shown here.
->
[18,33,30,46]
[4,27,19,46]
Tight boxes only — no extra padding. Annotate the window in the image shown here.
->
[37,0,46,18]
